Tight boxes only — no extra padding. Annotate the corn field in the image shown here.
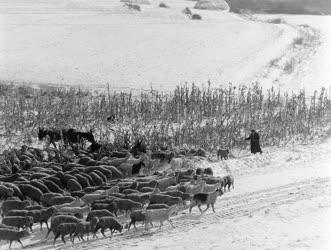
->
[0,82,330,151]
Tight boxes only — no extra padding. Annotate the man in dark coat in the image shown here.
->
[245,129,262,154]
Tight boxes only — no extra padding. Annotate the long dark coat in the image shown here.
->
[245,131,262,154]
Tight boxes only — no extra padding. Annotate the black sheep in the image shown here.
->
[42,180,63,194]
[19,184,43,204]
[92,170,107,183]
[74,174,90,188]
[94,217,122,237]
[89,172,103,186]
[30,180,51,194]
[67,179,82,192]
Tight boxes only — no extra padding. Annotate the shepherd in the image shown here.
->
[245,129,262,154]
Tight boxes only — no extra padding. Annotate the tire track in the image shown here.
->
[28,177,329,250]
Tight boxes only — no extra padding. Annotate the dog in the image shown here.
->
[217,148,229,160]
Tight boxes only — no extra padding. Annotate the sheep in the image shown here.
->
[0,229,29,249]
[204,167,213,176]
[100,185,120,196]
[127,210,146,231]
[1,183,24,200]
[42,180,63,194]
[1,200,30,217]
[122,189,139,195]
[0,223,15,229]
[30,180,51,193]
[74,174,90,188]
[150,194,183,206]
[54,197,85,210]
[62,174,77,186]
[203,176,223,185]
[46,215,80,239]
[86,210,115,221]
[80,173,95,185]
[223,175,234,191]
[144,205,178,230]
[0,185,14,199]
[189,188,224,214]
[25,205,43,210]
[117,161,145,177]
[48,196,76,206]
[39,206,58,230]
[53,222,77,244]
[57,206,90,215]
[45,176,64,189]
[179,180,205,194]
[2,216,34,232]
[169,158,183,172]
[162,191,191,202]
[89,172,103,186]
[73,217,98,242]
[137,180,158,191]
[125,193,150,205]
[102,166,124,179]
[139,187,155,193]
[146,204,169,210]
[155,176,177,191]
[71,191,85,198]
[202,183,220,193]
[67,179,82,192]
[19,184,43,204]
[91,203,118,216]
[41,192,62,207]
[114,199,142,215]
[92,170,107,183]
[5,208,52,230]
[81,193,107,206]
[84,166,113,178]
[94,217,122,237]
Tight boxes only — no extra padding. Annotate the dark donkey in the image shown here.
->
[38,128,95,148]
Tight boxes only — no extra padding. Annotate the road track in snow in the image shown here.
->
[28,177,330,250]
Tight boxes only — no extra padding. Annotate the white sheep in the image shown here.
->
[144,205,178,230]
[54,197,84,210]
[57,206,90,215]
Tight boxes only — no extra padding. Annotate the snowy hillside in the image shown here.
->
[0,0,300,91]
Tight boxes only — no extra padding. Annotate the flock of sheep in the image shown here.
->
[0,144,233,248]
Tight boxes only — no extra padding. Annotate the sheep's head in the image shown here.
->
[217,188,224,196]
[170,204,180,216]
[20,230,30,238]
[117,223,123,233]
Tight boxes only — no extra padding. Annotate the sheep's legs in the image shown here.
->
[17,239,24,248]
[168,219,175,228]
[61,234,66,244]
[101,228,106,237]
[189,202,196,214]
[9,240,13,249]
[203,204,210,213]
[45,228,52,239]
[211,203,216,213]
[53,233,60,245]
[198,204,203,213]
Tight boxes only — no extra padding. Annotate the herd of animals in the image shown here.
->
[0,127,233,249]
[123,1,203,20]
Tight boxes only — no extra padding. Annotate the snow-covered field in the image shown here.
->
[1,0,327,93]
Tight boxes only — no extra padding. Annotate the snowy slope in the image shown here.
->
[0,0,298,91]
